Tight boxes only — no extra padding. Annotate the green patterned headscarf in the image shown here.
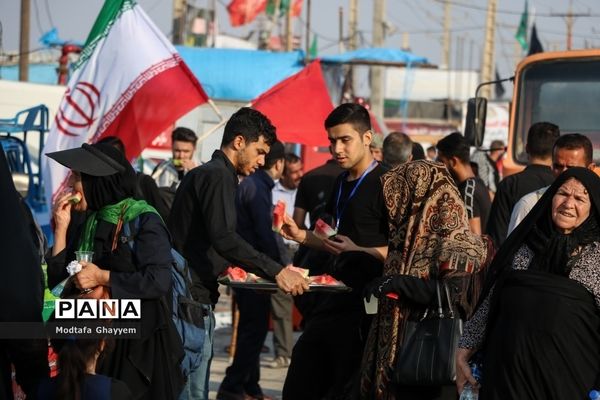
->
[78,198,159,251]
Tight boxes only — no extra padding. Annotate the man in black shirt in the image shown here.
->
[218,140,286,400]
[168,108,308,400]
[437,132,492,234]
[485,121,559,248]
[280,103,389,399]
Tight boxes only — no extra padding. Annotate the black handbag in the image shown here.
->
[393,281,463,386]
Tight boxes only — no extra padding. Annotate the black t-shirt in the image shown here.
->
[458,177,491,233]
[326,164,388,248]
[295,160,344,227]
[313,163,388,313]
[486,164,554,247]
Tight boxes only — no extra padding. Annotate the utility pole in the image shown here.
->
[401,32,410,51]
[480,0,497,99]
[551,0,590,50]
[305,0,312,58]
[338,7,344,53]
[442,0,451,69]
[172,0,186,45]
[371,0,385,122]
[211,0,217,47]
[285,2,293,51]
[19,0,30,82]
[348,0,358,51]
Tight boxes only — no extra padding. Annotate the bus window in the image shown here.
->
[514,58,600,164]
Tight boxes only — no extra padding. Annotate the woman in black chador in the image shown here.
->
[46,143,184,399]
[457,167,600,399]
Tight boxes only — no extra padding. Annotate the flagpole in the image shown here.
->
[196,118,227,143]
[207,99,224,120]
[197,101,250,143]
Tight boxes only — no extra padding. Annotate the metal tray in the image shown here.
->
[220,281,352,293]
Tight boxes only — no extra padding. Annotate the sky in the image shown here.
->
[1,0,599,80]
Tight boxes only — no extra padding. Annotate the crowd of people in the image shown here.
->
[2,101,600,400]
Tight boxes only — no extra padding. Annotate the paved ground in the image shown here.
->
[208,327,290,399]
[208,287,292,399]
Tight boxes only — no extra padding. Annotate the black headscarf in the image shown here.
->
[481,167,600,297]
[80,144,137,211]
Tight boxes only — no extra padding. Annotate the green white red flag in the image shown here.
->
[44,0,208,205]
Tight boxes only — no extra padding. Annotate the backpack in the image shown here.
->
[122,217,205,378]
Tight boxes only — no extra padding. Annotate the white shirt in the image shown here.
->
[151,159,181,189]
[272,181,297,217]
[272,181,309,245]
[506,186,549,236]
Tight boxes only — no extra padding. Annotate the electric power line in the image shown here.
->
[432,0,600,17]
[32,0,46,37]
[43,0,55,28]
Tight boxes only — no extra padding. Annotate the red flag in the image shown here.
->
[291,0,303,17]
[252,60,333,146]
[227,0,267,27]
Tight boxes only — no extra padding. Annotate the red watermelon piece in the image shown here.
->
[223,266,248,282]
[272,200,286,232]
[309,274,342,286]
[313,218,337,239]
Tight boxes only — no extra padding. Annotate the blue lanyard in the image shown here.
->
[335,160,378,230]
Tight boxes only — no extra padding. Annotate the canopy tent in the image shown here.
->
[176,46,305,101]
[320,47,430,66]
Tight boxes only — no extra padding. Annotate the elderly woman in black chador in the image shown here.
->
[457,167,600,400]
[45,143,184,399]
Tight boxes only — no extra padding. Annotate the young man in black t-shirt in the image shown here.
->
[279,103,389,399]
[437,132,492,234]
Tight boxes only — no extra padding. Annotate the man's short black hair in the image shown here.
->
[284,153,301,165]
[412,142,426,161]
[172,127,198,145]
[553,133,593,165]
[436,132,471,164]
[324,103,371,134]
[221,107,276,147]
[263,140,285,169]
[383,132,413,167]
[490,140,505,152]
[526,122,560,158]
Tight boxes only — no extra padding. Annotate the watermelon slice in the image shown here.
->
[313,218,337,239]
[219,266,271,283]
[223,266,248,282]
[68,192,82,204]
[272,200,286,232]
[309,274,343,286]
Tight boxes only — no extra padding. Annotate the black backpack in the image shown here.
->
[123,217,204,378]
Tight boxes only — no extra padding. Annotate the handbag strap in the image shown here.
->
[434,281,455,319]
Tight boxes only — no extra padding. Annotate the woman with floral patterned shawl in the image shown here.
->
[360,160,489,400]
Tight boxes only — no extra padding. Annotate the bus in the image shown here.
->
[466,49,600,176]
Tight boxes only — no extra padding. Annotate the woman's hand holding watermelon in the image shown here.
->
[52,191,75,232]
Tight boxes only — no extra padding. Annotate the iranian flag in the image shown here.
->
[44,0,208,204]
